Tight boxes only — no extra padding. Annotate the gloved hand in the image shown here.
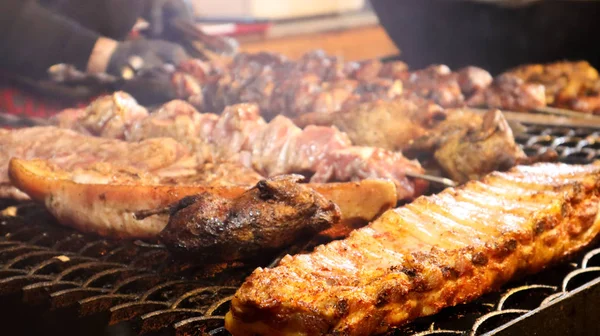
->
[106,39,189,76]
[143,0,195,38]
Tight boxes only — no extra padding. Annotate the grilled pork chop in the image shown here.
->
[8,158,396,239]
[226,162,600,336]
[160,175,341,263]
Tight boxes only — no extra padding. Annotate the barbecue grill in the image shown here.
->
[2,115,600,336]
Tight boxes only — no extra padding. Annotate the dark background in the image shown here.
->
[372,0,600,74]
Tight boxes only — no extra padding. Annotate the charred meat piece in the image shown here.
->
[226,162,600,336]
[294,98,446,152]
[408,109,529,183]
[467,73,547,111]
[160,175,341,263]
[427,109,528,183]
[402,64,465,107]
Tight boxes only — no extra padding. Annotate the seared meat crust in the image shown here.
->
[160,175,341,263]
[226,162,600,336]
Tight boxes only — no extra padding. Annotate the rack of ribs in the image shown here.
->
[226,162,600,336]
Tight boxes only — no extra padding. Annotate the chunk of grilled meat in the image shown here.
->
[507,60,599,106]
[226,162,600,336]
[401,65,492,108]
[160,175,340,263]
[9,158,396,239]
[294,98,446,152]
[467,73,547,111]
[410,109,528,183]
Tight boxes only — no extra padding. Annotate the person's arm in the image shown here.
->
[0,0,102,78]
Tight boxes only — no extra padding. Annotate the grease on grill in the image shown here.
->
[1,123,600,335]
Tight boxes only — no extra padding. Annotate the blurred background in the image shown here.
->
[190,0,398,61]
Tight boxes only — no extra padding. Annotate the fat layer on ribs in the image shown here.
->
[226,162,600,336]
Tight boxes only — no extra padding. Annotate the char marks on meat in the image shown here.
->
[226,162,600,336]
[160,175,341,263]
[409,109,528,183]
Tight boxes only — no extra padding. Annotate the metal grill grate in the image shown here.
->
[1,122,600,336]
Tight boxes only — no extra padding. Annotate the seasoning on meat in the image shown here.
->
[226,162,600,336]
[159,175,341,263]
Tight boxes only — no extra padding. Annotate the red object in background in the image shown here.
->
[0,86,91,119]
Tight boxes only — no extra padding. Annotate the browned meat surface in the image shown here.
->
[8,158,397,239]
[425,109,528,183]
[456,66,493,96]
[226,162,600,336]
[402,65,464,108]
[467,73,547,111]
[160,175,340,263]
[507,61,599,105]
[175,50,406,118]
[487,61,600,113]
[294,98,446,152]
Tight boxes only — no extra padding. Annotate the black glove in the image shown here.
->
[144,0,195,38]
[106,39,189,76]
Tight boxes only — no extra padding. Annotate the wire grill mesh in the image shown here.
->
[1,121,600,335]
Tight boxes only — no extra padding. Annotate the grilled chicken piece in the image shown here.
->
[226,162,600,336]
[294,98,446,152]
[160,175,340,263]
[507,60,599,105]
[9,158,397,239]
[432,109,528,183]
[409,109,528,183]
[467,73,547,111]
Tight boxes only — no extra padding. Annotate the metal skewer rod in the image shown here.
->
[405,171,457,187]
[533,106,600,120]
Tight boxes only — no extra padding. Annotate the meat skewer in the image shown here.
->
[226,162,600,335]
[50,92,429,201]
